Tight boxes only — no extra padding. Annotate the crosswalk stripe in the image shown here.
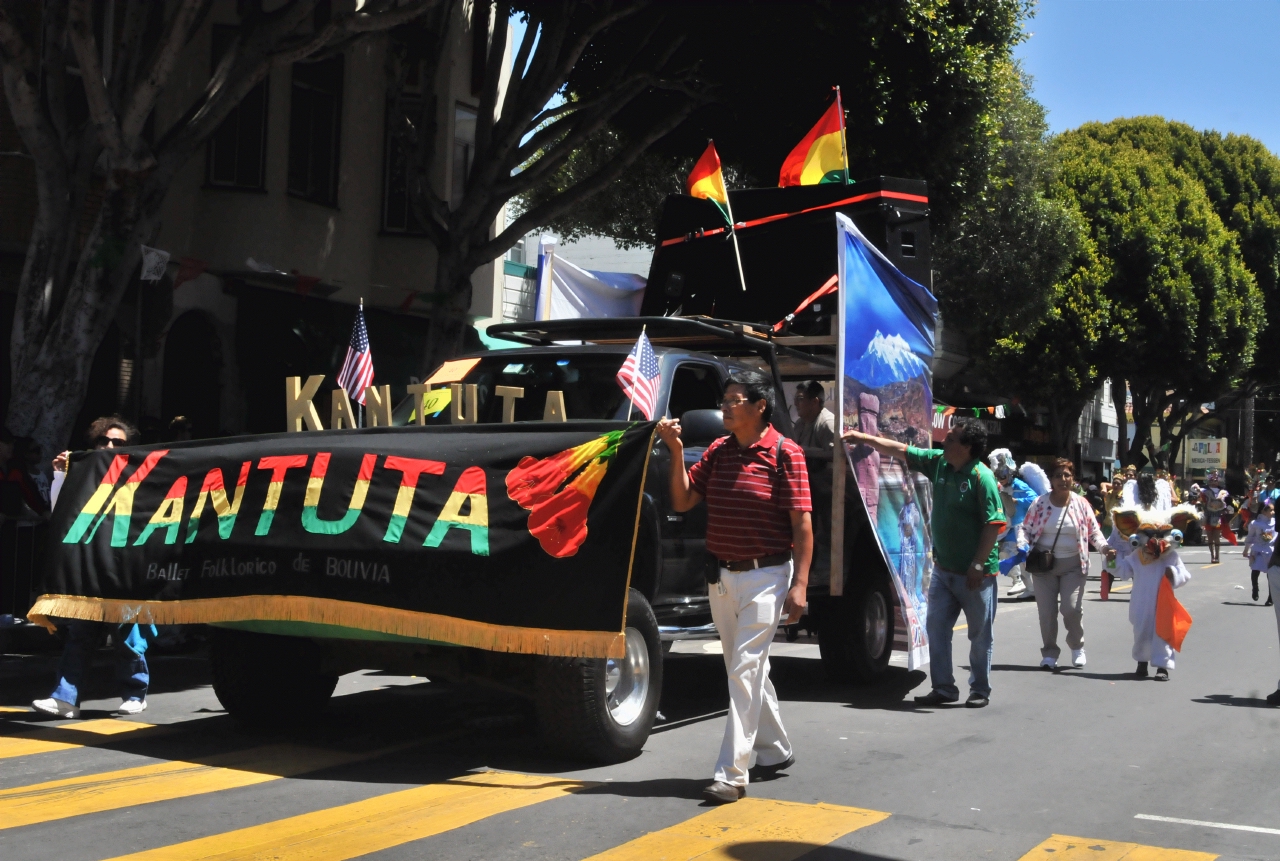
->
[1019,834,1218,860]
[0,742,386,829]
[100,771,592,861]
[0,719,156,759]
[580,797,889,861]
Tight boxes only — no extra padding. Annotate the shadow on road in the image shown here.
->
[1191,693,1278,709]
[724,844,905,860]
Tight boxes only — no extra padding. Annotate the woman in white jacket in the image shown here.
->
[1017,458,1114,670]
[1244,500,1275,605]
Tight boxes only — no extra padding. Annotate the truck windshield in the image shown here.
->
[398,354,634,424]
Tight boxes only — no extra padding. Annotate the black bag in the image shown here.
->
[1026,504,1067,574]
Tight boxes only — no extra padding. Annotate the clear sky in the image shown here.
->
[1016,0,1280,153]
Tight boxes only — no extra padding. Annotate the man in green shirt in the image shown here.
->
[844,417,1005,708]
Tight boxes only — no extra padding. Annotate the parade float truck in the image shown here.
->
[31,179,938,764]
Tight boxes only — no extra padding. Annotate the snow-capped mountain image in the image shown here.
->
[849,330,928,388]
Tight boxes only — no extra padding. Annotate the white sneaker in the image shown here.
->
[1039,656,1057,670]
[117,699,147,716]
[32,698,80,719]
[1008,582,1026,597]
[1071,649,1087,668]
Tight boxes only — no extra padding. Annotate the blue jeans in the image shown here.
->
[925,569,997,699]
[49,621,151,706]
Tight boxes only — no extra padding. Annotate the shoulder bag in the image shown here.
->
[1026,501,1067,574]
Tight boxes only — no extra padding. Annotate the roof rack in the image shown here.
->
[487,316,776,348]
[486,316,837,371]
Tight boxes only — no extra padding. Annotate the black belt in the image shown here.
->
[719,552,792,572]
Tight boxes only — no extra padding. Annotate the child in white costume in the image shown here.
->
[1110,501,1199,681]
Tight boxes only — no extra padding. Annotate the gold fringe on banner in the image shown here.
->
[26,594,626,659]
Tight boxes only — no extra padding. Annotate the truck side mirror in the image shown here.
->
[680,409,726,446]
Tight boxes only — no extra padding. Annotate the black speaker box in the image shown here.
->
[641,177,930,330]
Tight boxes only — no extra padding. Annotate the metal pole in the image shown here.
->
[723,193,748,292]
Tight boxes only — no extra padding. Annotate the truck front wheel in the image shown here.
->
[210,628,338,727]
[534,588,663,763]
[816,580,894,683]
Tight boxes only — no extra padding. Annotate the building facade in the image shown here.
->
[0,1,514,441]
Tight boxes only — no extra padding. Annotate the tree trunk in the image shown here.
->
[1112,379,1130,468]
[6,170,164,461]
[419,251,476,378]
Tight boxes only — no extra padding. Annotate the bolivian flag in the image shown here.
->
[778,98,847,187]
[687,141,730,223]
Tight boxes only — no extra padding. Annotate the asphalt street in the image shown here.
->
[2,544,1278,861]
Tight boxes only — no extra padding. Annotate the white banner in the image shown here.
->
[1186,438,1227,470]
[139,245,170,281]
[533,237,646,320]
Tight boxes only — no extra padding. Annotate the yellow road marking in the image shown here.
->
[580,797,889,861]
[102,771,591,861]
[0,743,384,829]
[1019,834,1217,860]
[0,719,156,759]
[0,706,34,713]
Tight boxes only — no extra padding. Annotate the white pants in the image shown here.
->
[708,560,794,787]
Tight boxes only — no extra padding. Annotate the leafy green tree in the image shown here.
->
[1052,127,1265,467]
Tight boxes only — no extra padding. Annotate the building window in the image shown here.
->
[507,238,526,264]
[382,97,426,234]
[451,104,477,210]
[206,25,268,190]
[288,54,344,206]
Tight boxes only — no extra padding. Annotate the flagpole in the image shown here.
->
[358,298,365,428]
[626,324,646,421]
[835,85,849,186]
[714,146,747,293]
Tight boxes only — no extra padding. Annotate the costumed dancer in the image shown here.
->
[1202,471,1232,563]
[1267,528,1280,705]
[1245,500,1275,605]
[988,449,1047,600]
[1110,499,1199,681]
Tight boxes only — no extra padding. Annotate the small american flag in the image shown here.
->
[616,330,660,420]
[337,303,375,405]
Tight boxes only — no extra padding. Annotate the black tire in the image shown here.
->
[210,628,338,727]
[534,588,663,763]
[817,578,894,684]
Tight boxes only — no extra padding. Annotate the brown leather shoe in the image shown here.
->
[702,781,746,804]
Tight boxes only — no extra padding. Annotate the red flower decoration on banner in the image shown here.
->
[506,430,625,557]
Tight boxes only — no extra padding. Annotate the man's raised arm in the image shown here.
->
[842,429,910,461]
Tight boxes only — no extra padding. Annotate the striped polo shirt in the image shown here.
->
[688,424,812,561]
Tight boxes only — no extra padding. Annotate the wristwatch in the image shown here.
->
[969,562,984,574]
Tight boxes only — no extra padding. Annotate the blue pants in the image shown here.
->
[925,569,997,699]
[49,621,150,706]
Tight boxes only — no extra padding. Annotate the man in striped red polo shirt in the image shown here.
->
[657,370,813,805]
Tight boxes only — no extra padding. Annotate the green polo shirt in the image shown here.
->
[906,445,1006,575]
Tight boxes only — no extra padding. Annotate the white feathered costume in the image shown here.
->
[987,449,1050,598]
[1110,503,1198,669]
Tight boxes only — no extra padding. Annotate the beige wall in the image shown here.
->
[154,1,502,318]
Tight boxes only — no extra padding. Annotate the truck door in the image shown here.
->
[650,362,725,603]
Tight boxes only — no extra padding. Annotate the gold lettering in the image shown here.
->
[364,385,393,427]
[543,390,567,422]
[495,386,525,423]
[451,383,479,424]
[285,376,325,432]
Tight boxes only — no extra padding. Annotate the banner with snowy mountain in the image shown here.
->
[836,213,938,670]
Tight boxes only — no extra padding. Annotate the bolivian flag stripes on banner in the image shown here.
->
[30,422,656,659]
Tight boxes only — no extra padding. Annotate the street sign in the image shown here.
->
[1186,437,1227,470]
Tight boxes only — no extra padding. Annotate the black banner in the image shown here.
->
[30,422,655,658]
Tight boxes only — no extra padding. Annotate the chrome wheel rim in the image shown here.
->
[864,591,889,659]
[604,627,650,727]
